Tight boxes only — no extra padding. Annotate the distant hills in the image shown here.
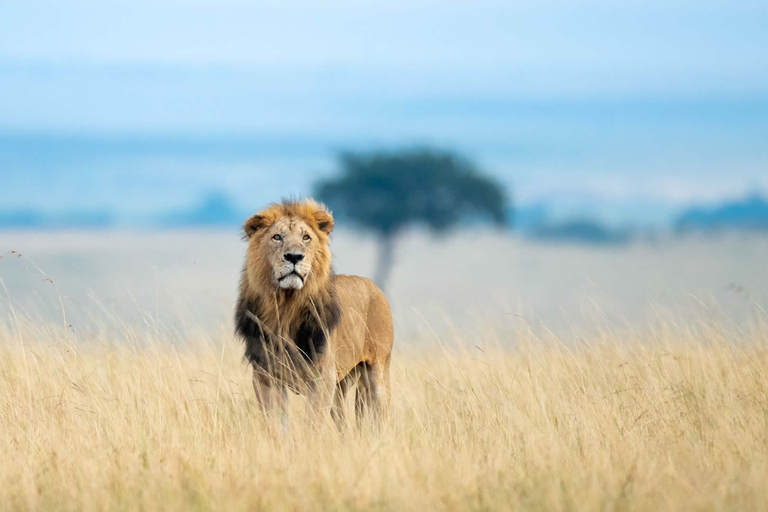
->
[2,191,768,243]
[157,191,246,228]
[527,219,631,245]
[0,191,244,230]
[0,209,115,229]
[516,193,768,244]
[675,194,768,233]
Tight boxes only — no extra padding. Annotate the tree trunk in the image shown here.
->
[373,233,396,292]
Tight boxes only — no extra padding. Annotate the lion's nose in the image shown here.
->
[284,253,305,264]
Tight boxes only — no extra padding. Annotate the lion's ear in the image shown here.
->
[243,214,267,238]
[315,210,334,234]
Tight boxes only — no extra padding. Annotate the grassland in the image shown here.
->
[2,232,768,510]
[2,315,768,511]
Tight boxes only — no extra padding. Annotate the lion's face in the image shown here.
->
[243,201,334,294]
[259,216,317,290]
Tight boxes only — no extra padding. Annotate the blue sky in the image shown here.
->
[1,0,767,224]
[3,0,767,123]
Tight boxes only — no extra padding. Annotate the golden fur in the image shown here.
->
[235,199,394,426]
[240,200,335,340]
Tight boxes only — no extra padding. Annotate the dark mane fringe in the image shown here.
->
[234,270,342,369]
[234,291,268,367]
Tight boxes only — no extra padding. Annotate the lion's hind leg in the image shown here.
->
[354,367,370,427]
[331,367,361,431]
[355,359,390,426]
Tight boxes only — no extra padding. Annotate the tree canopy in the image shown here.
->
[315,149,509,236]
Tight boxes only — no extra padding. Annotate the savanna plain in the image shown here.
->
[1,230,768,511]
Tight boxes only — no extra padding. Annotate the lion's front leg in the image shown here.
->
[252,369,289,431]
[305,362,337,428]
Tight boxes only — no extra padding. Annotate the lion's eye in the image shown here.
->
[272,234,282,241]
[303,234,311,241]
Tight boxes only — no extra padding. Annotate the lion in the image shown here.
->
[234,199,393,427]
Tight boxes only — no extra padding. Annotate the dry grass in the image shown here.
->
[2,315,768,511]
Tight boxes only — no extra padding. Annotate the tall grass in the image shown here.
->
[1,314,767,511]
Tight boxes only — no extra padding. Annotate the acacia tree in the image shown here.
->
[315,148,509,291]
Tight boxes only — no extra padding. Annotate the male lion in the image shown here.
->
[235,199,393,427]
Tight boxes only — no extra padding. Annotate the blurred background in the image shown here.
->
[1,0,767,341]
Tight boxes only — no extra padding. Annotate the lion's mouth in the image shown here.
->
[278,271,305,290]
[279,271,304,282]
